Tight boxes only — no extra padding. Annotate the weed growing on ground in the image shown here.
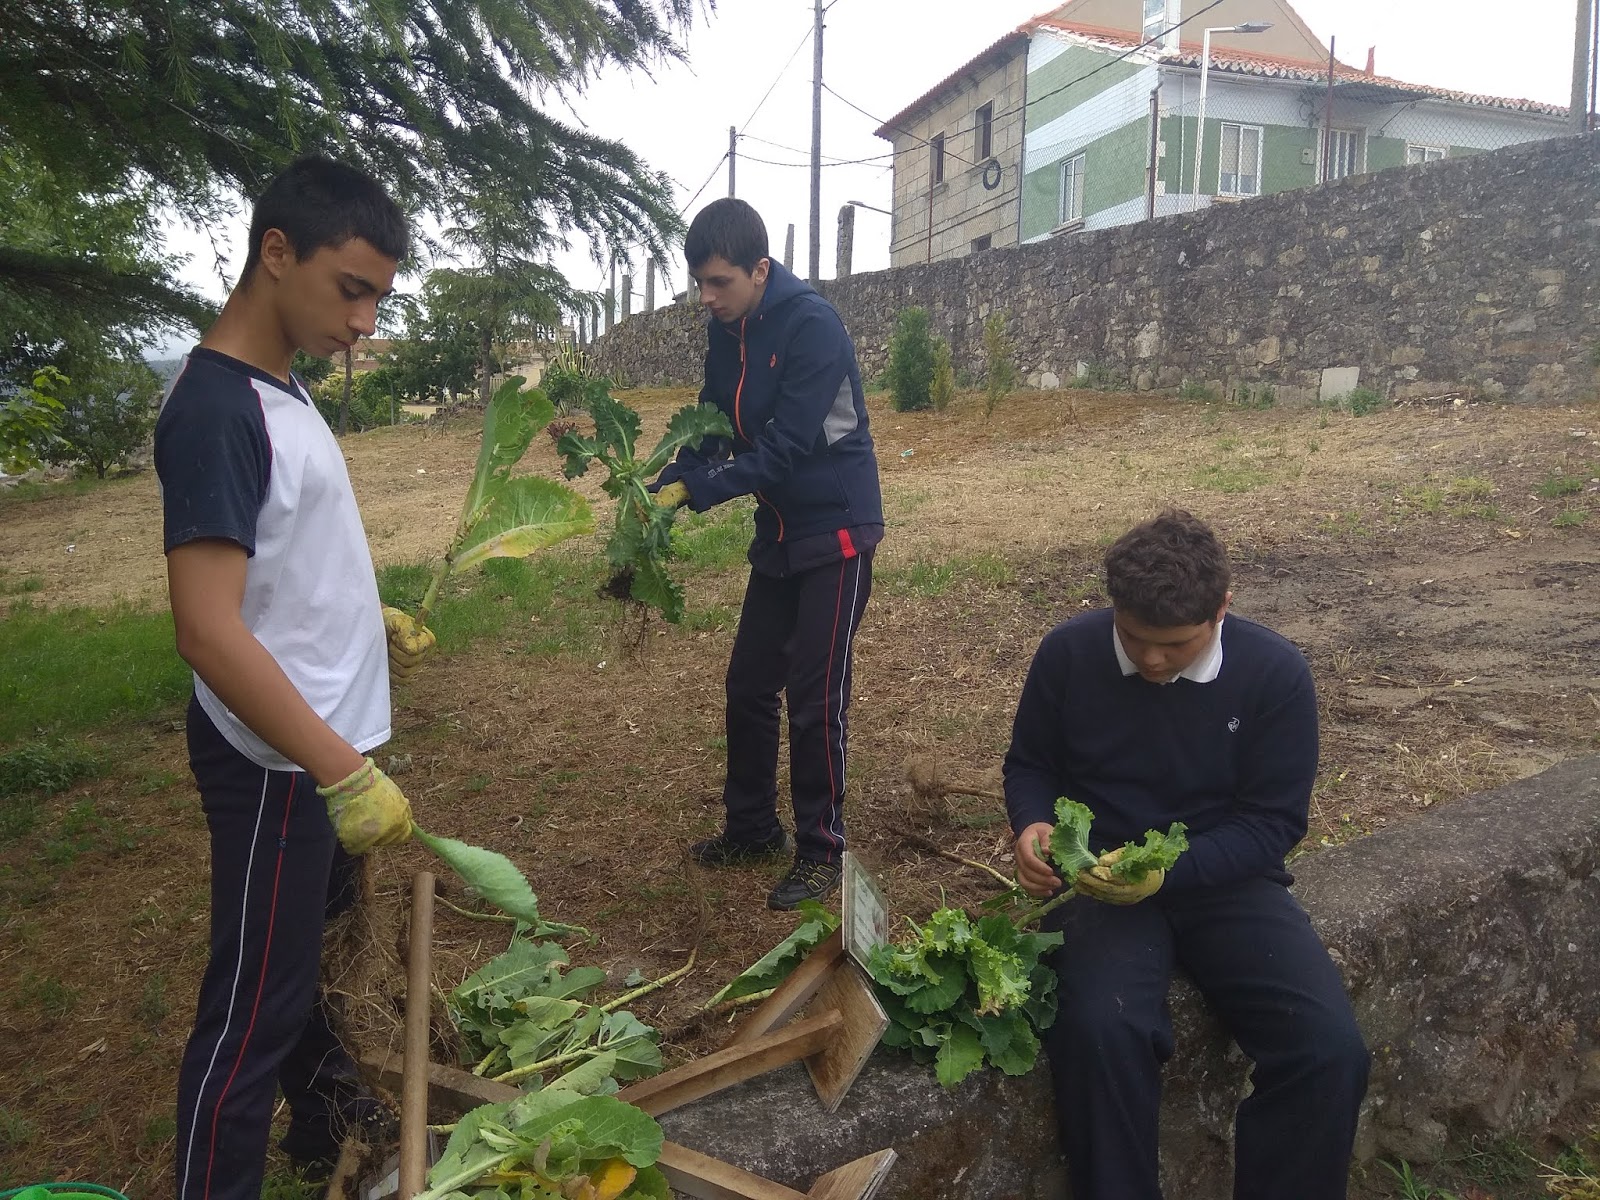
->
[1553,508,1588,528]
[1191,463,1272,493]
[1536,471,1587,498]
[0,1106,35,1153]
[1179,378,1221,403]
[1231,383,1276,410]
[1325,386,1388,416]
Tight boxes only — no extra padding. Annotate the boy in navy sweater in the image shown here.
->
[652,198,883,910]
[1004,510,1367,1200]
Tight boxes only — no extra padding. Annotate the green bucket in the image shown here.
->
[0,1186,130,1200]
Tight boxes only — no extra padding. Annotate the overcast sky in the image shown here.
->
[154,0,1585,351]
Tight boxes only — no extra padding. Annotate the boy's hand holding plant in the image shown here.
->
[382,605,436,682]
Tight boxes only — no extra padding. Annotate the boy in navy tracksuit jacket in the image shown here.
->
[1004,511,1368,1200]
[652,198,883,911]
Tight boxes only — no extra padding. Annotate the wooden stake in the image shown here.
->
[399,871,436,1199]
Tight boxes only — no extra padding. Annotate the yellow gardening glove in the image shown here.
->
[654,480,691,509]
[316,758,414,855]
[382,606,436,683]
[1073,846,1165,905]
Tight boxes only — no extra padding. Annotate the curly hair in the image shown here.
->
[1103,510,1230,627]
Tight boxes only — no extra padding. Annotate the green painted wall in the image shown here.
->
[1020,120,1152,239]
[1157,115,1316,197]
[1368,135,1408,172]
[1025,45,1143,132]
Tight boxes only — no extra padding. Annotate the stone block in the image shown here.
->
[1319,366,1361,403]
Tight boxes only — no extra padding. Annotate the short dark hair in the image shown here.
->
[242,157,409,281]
[685,198,768,273]
[1103,510,1231,626]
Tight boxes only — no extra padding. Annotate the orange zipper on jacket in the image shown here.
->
[733,315,786,541]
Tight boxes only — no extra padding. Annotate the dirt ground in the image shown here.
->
[2,385,1598,1196]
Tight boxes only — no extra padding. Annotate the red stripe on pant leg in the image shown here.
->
[202,775,297,1200]
[817,560,848,858]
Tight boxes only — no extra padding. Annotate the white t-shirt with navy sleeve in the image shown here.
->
[155,347,390,772]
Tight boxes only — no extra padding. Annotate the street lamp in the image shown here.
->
[845,199,893,216]
[1190,21,1273,203]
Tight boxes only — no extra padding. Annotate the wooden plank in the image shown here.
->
[727,929,845,1046]
[618,1010,843,1116]
[803,962,888,1114]
[657,1142,808,1200]
[359,1048,521,1113]
[807,1149,898,1200]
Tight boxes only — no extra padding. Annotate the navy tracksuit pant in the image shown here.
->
[1044,877,1369,1200]
[722,551,873,864]
[175,697,366,1200]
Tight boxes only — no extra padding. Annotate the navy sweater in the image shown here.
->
[657,262,883,551]
[1003,609,1318,891]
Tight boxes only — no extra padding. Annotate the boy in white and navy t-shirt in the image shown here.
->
[157,158,433,1199]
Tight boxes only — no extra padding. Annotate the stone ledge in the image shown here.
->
[659,755,1600,1199]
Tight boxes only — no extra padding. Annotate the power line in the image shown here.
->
[677,151,729,215]
[736,150,894,168]
[738,24,815,134]
[738,132,891,164]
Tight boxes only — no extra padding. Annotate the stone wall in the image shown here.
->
[594,133,1600,405]
[659,754,1600,1199]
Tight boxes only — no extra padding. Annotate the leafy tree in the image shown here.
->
[885,308,937,413]
[1,0,697,337]
[383,285,484,406]
[44,358,163,478]
[1,366,66,474]
[0,148,210,389]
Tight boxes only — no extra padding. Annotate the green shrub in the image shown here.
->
[542,343,595,414]
[982,312,1016,419]
[885,307,936,412]
[1178,378,1221,403]
[1331,386,1387,416]
[43,358,161,478]
[930,339,955,413]
[1231,383,1276,410]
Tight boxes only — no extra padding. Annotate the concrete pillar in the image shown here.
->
[622,273,632,320]
[645,261,656,311]
[836,204,856,279]
[783,223,796,270]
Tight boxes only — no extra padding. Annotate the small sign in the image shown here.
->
[841,851,890,971]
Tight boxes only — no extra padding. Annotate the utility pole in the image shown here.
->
[728,125,737,196]
[1574,0,1595,134]
[809,0,824,282]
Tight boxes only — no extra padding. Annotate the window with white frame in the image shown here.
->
[1141,0,1166,43]
[1406,143,1446,165]
[1322,128,1366,181]
[1219,123,1263,196]
[1059,154,1086,226]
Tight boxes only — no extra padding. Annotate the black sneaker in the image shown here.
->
[767,858,843,911]
[689,828,793,867]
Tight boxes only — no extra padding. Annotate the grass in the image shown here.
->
[1191,462,1272,493]
[0,1105,36,1153]
[0,602,191,745]
[1327,386,1387,416]
[0,571,44,596]
[1553,508,1588,528]
[1536,471,1587,498]
[671,501,756,573]
[0,740,107,842]
[879,553,1014,598]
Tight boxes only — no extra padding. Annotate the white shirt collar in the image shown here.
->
[1112,617,1225,685]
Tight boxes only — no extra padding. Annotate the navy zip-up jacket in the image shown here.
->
[656,262,883,560]
[1003,609,1319,892]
